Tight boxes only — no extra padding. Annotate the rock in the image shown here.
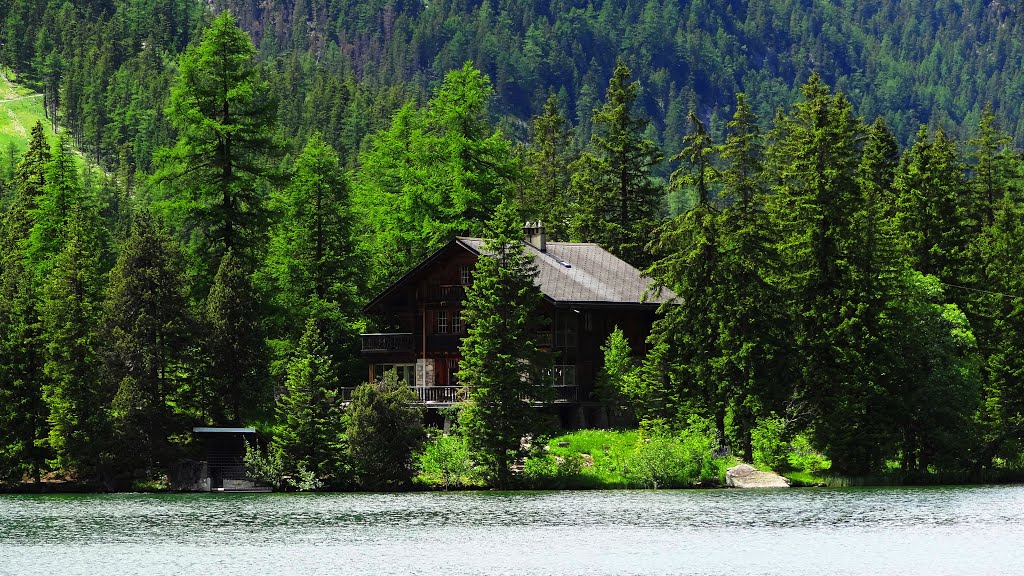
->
[726,464,791,489]
[557,441,569,448]
[580,453,594,467]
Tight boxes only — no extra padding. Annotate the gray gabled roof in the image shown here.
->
[458,238,674,306]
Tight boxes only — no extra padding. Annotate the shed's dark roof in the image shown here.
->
[457,238,673,306]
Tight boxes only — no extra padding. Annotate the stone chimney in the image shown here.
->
[524,221,546,252]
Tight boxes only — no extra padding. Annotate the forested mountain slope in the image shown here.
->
[5,0,1024,177]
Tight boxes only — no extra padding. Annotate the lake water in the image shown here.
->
[1,486,1023,575]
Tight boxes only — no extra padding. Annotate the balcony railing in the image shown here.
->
[339,384,579,406]
[360,333,415,353]
[424,284,466,303]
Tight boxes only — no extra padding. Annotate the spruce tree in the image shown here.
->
[204,250,268,425]
[40,211,109,477]
[0,123,50,484]
[716,95,787,458]
[276,318,345,486]
[569,61,664,267]
[525,94,575,240]
[457,199,546,488]
[103,210,192,471]
[642,112,725,434]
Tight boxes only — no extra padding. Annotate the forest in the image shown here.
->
[2,0,1024,489]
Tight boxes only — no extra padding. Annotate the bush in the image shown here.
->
[751,415,788,471]
[345,372,424,490]
[787,433,831,474]
[625,419,725,488]
[243,442,283,488]
[417,432,476,490]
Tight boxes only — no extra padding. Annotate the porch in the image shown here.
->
[339,384,580,407]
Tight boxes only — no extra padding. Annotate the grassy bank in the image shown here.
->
[0,72,52,152]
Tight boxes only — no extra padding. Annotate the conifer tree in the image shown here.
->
[103,210,192,471]
[156,10,280,281]
[715,95,786,457]
[569,61,664,267]
[264,133,361,377]
[40,211,108,476]
[204,250,268,425]
[0,122,50,483]
[766,74,874,474]
[642,112,724,433]
[525,94,575,240]
[345,371,423,490]
[458,199,546,488]
[276,318,345,486]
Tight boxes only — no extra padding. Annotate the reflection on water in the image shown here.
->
[2,486,1023,575]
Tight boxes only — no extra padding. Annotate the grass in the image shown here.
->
[543,429,640,488]
[0,72,53,154]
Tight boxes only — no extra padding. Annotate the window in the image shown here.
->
[436,309,449,334]
[447,359,460,385]
[374,364,416,386]
[453,309,466,334]
[551,365,576,387]
[460,265,473,286]
[554,313,578,349]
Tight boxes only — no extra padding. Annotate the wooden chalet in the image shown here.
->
[359,223,673,427]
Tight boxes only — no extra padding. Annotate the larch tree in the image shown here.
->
[155,10,280,285]
[264,132,362,379]
[457,199,547,488]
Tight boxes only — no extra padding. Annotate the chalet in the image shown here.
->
[360,223,673,427]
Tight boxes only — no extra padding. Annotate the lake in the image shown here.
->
[1,486,1023,575]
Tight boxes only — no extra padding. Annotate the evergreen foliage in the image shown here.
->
[457,199,547,488]
[345,371,423,490]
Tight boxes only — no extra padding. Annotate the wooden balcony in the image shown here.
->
[360,333,415,354]
[423,284,466,304]
[338,384,579,406]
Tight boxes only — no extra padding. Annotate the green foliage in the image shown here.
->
[345,372,424,490]
[275,318,346,488]
[243,441,283,489]
[787,434,831,475]
[595,326,637,414]
[204,250,268,425]
[751,415,788,471]
[155,10,281,279]
[457,199,547,488]
[416,432,476,490]
[626,421,726,489]
[569,61,664,267]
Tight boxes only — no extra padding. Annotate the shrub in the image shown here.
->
[345,372,424,490]
[787,433,831,474]
[243,442,283,488]
[751,414,788,471]
[417,432,475,490]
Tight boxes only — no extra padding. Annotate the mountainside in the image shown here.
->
[5,0,1024,176]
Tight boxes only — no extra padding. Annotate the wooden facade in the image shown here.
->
[361,228,670,426]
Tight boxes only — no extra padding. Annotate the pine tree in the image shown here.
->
[345,371,423,490]
[276,318,345,486]
[103,210,192,472]
[569,61,664,267]
[155,10,281,282]
[204,250,268,425]
[457,199,546,488]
